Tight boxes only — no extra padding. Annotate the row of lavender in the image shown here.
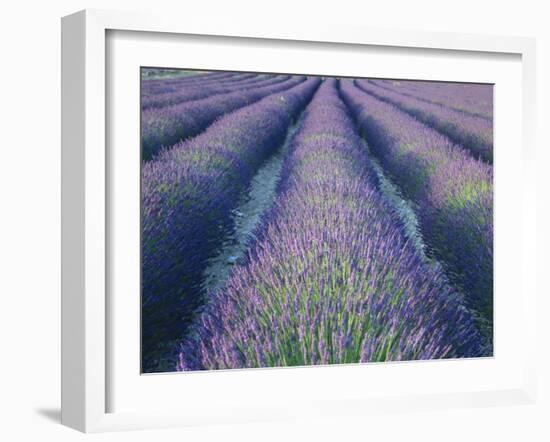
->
[142,75,306,160]
[142,73,285,110]
[142,71,241,96]
[370,79,493,120]
[176,79,484,371]
[142,78,321,371]
[355,79,493,163]
[339,80,493,333]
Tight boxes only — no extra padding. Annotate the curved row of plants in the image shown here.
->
[141,78,321,372]
[176,79,483,371]
[355,79,493,163]
[142,73,283,110]
[339,80,493,334]
[369,80,493,121]
[142,71,241,96]
[142,76,306,160]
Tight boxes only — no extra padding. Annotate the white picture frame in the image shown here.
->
[61,9,538,433]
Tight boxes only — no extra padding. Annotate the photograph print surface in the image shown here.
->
[140,68,493,373]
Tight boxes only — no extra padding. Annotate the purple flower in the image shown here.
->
[176,79,484,371]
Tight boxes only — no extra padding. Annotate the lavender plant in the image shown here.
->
[142,71,241,96]
[141,78,321,371]
[339,80,493,333]
[370,79,493,120]
[141,76,306,161]
[141,74,280,110]
[176,79,483,371]
[355,79,493,163]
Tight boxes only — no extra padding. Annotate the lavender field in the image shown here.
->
[141,68,493,373]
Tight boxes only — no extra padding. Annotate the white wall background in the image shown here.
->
[0,0,547,440]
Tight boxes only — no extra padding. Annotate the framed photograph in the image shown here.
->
[61,9,537,432]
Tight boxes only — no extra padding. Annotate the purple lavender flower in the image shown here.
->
[355,79,493,163]
[142,74,289,110]
[370,79,493,120]
[141,78,321,372]
[176,79,484,371]
[141,76,307,160]
[339,79,493,330]
[142,71,240,96]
